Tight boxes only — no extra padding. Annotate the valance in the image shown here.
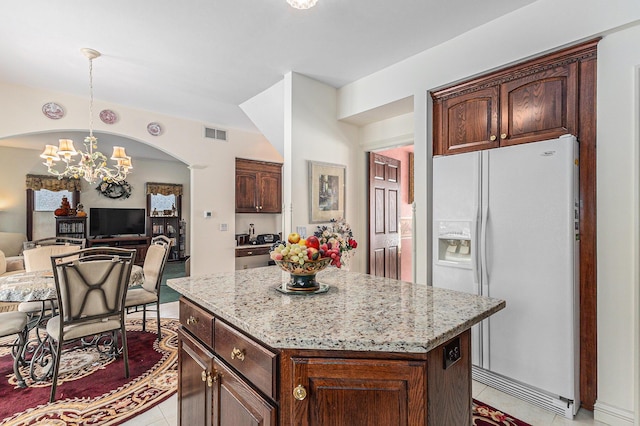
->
[146,182,183,196]
[25,174,82,192]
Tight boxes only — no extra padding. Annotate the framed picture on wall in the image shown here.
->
[308,161,346,223]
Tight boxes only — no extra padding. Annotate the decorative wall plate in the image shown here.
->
[42,102,65,119]
[99,109,118,124]
[147,122,162,136]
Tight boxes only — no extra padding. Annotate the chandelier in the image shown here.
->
[40,48,132,184]
[287,0,318,9]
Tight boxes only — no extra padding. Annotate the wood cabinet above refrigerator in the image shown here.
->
[431,41,595,156]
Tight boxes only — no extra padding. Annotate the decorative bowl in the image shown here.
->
[274,257,332,291]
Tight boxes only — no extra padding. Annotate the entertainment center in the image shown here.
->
[86,235,151,265]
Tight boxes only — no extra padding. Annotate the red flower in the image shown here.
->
[349,239,358,249]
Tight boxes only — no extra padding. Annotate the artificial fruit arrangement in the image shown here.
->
[270,233,343,268]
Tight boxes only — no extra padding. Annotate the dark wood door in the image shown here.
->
[214,357,277,426]
[368,153,401,278]
[178,330,214,426]
[290,356,426,426]
[236,171,259,213]
[259,172,282,213]
[435,86,499,155]
[500,62,577,147]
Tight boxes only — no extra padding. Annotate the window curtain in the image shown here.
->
[146,182,183,196]
[25,174,82,192]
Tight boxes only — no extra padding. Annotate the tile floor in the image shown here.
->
[122,301,609,426]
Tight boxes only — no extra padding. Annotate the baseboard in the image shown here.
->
[472,366,577,418]
[593,400,634,425]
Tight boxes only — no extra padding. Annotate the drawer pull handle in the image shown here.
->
[231,347,246,361]
[247,251,253,255]
[293,384,307,401]
[186,316,199,325]
[201,370,207,382]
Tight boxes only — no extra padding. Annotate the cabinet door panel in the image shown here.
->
[500,62,577,146]
[236,171,258,212]
[215,358,277,426]
[290,357,425,426]
[178,330,213,426]
[259,172,281,213]
[439,86,499,155]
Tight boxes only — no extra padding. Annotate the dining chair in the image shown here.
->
[46,247,135,403]
[125,235,171,340]
[0,311,29,388]
[23,236,87,251]
[20,244,80,327]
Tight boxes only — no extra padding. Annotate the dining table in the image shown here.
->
[0,264,144,387]
[0,264,144,303]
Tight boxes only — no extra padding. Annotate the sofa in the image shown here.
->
[0,231,27,277]
[0,232,27,312]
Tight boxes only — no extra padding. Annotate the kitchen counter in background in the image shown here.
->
[234,243,273,269]
[168,266,505,353]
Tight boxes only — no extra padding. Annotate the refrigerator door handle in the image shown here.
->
[480,203,489,293]
[471,204,480,288]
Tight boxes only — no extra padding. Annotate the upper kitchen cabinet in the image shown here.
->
[432,42,588,156]
[235,158,282,213]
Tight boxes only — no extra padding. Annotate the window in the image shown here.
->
[150,193,177,215]
[34,189,73,211]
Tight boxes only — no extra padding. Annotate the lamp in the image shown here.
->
[287,0,318,9]
[40,48,132,184]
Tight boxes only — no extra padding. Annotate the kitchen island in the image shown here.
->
[167,266,505,426]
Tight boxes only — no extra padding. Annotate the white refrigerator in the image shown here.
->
[432,135,580,418]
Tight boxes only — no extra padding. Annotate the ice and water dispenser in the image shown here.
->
[435,221,472,268]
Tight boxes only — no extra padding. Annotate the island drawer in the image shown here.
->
[214,319,277,399]
[179,298,214,347]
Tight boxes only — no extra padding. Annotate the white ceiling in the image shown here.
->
[0,0,536,154]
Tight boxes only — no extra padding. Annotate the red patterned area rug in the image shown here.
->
[0,318,178,426]
[473,399,532,426]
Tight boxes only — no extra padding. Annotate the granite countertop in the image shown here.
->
[167,266,505,353]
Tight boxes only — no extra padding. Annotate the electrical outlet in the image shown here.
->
[204,211,212,218]
[296,226,307,238]
[219,223,228,231]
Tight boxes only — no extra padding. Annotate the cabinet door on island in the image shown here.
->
[287,357,426,426]
[178,330,213,426]
[214,358,277,426]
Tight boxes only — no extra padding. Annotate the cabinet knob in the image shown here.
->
[293,384,307,401]
[186,315,199,325]
[501,133,507,140]
[231,347,246,361]
[201,370,207,382]
[489,135,497,141]
[207,370,218,387]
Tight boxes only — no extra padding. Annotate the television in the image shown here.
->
[89,208,146,237]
